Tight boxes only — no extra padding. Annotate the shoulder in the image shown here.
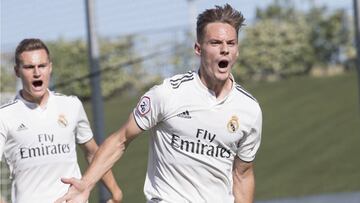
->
[234,83,260,108]
[52,91,79,100]
[0,99,19,111]
[234,83,257,102]
[147,71,196,95]
[51,91,82,106]
[166,70,196,89]
[0,99,20,122]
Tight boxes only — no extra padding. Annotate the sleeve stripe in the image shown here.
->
[171,77,194,89]
[0,100,18,109]
[235,85,257,102]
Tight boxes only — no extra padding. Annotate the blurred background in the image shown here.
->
[1,0,360,202]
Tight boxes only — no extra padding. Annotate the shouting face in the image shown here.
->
[15,49,52,105]
[195,22,239,90]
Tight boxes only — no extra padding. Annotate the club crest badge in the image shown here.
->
[58,114,68,128]
[227,115,239,133]
[137,96,151,116]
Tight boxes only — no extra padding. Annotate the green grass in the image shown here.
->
[79,71,360,202]
[249,72,360,200]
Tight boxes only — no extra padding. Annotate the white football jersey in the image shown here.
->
[0,90,93,203]
[134,71,262,203]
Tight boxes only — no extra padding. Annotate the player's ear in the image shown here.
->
[49,62,53,74]
[194,42,201,56]
[14,65,20,78]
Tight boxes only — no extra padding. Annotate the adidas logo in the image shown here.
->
[17,123,28,131]
[176,110,192,119]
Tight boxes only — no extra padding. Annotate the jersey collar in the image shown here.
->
[16,89,52,110]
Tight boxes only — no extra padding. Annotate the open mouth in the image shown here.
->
[32,80,43,88]
[218,60,229,68]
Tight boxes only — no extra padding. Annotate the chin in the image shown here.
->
[215,72,230,80]
[30,90,47,99]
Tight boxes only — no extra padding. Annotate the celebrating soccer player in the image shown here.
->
[0,38,122,203]
[56,4,262,203]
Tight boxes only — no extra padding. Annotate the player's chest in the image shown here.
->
[7,108,76,144]
[163,104,253,146]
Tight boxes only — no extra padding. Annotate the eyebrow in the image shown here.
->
[22,62,49,68]
[208,39,237,43]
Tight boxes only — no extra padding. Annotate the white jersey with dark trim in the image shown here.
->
[134,70,262,203]
[0,90,93,203]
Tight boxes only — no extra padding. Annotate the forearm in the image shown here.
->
[101,170,122,200]
[85,139,122,199]
[233,170,255,203]
[83,132,126,191]
[233,158,255,203]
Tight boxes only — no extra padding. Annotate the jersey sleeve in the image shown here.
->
[74,98,94,144]
[237,106,262,162]
[133,83,167,131]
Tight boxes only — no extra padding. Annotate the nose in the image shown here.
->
[33,66,41,77]
[220,43,229,55]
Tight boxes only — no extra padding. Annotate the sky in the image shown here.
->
[0,0,353,53]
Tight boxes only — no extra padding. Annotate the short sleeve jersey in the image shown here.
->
[133,71,262,203]
[0,90,93,203]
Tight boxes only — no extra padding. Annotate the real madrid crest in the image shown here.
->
[227,115,239,133]
[58,114,68,128]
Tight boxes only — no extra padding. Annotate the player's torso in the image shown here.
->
[154,77,255,166]
[145,73,258,202]
[3,96,79,172]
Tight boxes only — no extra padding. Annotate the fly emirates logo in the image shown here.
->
[171,128,231,158]
[20,133,70,159]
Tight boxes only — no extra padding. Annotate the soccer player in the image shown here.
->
[56,4,262,203]
[0,38,122,203]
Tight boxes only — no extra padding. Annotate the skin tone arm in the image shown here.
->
[80,138,123,202]
[55,114,142,203]
[232,157,255,203]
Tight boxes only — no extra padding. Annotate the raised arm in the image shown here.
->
[55,114,142,203]
[232,157,255,203]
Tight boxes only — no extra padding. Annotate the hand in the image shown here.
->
[54,177,90,203]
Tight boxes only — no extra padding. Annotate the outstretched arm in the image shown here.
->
[80,138,123,202]
[232,157,255,203]
[55,114,142,203]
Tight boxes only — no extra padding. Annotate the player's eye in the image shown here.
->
[22,65,34,69]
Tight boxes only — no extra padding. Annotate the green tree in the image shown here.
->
[234,0,353,81]
[0,65,16,92]
[48,36,144,100]
[47,39,90,98]
[236,18,313,81]
[307,7,352,66]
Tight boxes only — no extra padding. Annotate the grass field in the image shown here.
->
[80,71,360,202]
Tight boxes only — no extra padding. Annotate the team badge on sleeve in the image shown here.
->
[137,96,151,116]
[58,114,68,128]
[227,115,239,133]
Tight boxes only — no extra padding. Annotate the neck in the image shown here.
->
[20,89,49,108]
[198,70,233,100]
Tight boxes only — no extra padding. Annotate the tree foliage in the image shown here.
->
[0,65,16,92]
[234,0,353,81]
[306,7,352,65]
[237,18,313,80]
[47,36,144,100]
